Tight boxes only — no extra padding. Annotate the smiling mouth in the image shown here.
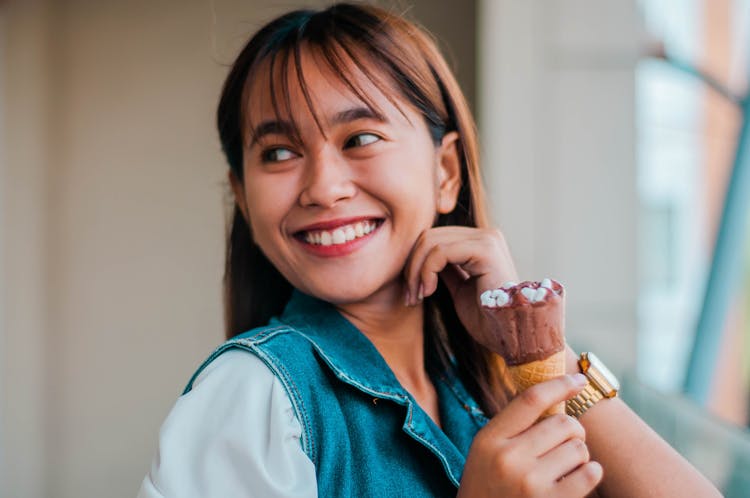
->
[294,219,384,247]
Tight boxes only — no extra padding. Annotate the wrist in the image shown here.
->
[565,350,620,419]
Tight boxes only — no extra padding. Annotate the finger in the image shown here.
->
[483,374,588,439]
[438,263,468,300]
[418,238,504,299]
[520,413,586,457]
[403,226,518,305]
[404,231,468,303]
[419,245,452,299]
[403,230,431,304]
[553,461,603,497]
[537,437,590,482]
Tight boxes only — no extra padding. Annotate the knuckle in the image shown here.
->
[550,413,569,428]
[562,373,579,391]
[472,426,492,447]
[562,414,584,436]
[572,438,590,461]
[519,385,545,408]
[490,449,515,477]
[415,230,430,245]
[491,228,509,249]
[427,244,444,261]
[519,473,540,496]
[422,247,444,273]
[474,428,504,454]
[573,419,586,440]
[409,234,428,259]
[489,227,505,242]
[580,461,604,488]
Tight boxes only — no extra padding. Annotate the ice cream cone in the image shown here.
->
[508,349,566,416]
[482,279,567,418]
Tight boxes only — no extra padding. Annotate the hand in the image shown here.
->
[457,375,603,497]
[403,226,519,350]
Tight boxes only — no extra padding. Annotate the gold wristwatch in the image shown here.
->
[566,352,620,418]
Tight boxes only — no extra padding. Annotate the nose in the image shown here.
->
[298,146,357,208]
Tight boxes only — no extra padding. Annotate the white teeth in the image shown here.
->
[303,220,380,246]
[332,228,346,244]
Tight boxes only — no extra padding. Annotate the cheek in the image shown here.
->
[244,176,295,240]
[367,147,439,212]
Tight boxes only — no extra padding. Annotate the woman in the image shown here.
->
[139,3,721,497]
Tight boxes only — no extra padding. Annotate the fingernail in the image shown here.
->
[573,373,587,386]
[417,283,424,301]
[404,289,411,307]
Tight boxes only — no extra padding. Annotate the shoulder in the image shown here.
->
[138,349,317,497]
[186,348,285,412]
[183,324,315,395]
[191,347,277,392]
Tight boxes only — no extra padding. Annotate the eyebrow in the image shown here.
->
[248,106,387,147]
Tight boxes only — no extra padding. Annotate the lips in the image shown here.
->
[299,220,381,246]
[293,217,384,246]
[292,217,384,257]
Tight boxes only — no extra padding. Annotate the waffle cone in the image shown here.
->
[508,349,566,417]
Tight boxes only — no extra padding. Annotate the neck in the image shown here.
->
[334,283,442,428]
[335,284,430,391]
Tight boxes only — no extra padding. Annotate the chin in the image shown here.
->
[300,278,398,306]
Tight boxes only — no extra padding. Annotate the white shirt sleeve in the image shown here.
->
[138,349,318,498]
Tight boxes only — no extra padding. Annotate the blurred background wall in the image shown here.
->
[0,1,748,497]
[0,1,476,496]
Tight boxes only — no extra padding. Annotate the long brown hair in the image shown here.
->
[216,3,514,416]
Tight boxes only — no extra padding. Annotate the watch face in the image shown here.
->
[586,353,621,395]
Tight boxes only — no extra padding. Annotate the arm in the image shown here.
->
[138,350,317,498]
[402,226,720,496]
[564,346,721,498]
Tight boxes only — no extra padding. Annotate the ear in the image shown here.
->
[228,169,250,223]
[435,131,462,214]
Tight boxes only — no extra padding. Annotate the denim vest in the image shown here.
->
[184,290,489,497]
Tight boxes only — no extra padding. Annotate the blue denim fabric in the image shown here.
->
[185,290,489,497]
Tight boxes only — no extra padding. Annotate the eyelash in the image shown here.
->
[259,132,382,163]
[344,132,381,149]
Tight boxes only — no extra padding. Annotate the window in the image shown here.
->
[637,0,750,426]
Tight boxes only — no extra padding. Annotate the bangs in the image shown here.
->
[241,37,412,151]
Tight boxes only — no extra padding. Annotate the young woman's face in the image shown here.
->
[231,49,461,305]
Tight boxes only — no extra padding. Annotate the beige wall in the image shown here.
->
[478,0,639,373]
[0,1,477,497]
[1,2,52,497]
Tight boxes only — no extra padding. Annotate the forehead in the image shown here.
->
[242,44,414,138]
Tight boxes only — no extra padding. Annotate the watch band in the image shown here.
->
[566,382,604,418]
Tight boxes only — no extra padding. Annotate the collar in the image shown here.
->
[274,290,485,487]
[275,289,413,401]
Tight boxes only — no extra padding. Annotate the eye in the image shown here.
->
[344,133,381,149]
[261,147,298,163]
